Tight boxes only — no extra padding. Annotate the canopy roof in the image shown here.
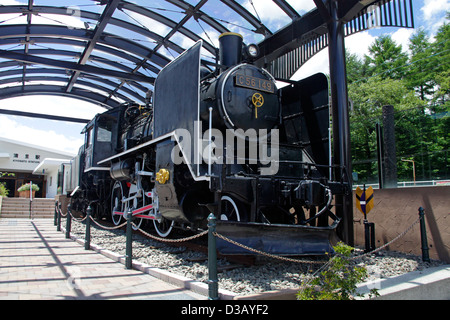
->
[0,0,414,111]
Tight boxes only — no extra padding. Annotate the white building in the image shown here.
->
[0,137,74,198]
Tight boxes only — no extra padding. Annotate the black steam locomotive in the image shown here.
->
[63,33,348,255]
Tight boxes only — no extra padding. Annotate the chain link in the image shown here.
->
[58,199,423,265]
[213,232,327,264]
[350,215,422,261]
[134,224,208,243]
[89,216,127,230]
[212,215,423,264]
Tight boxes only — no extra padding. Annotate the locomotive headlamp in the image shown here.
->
[246,44,260,59]
[156,168,170,184]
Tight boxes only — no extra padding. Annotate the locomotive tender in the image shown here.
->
[63,33,348,255]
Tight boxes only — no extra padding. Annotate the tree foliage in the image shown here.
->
[347,15,450,184]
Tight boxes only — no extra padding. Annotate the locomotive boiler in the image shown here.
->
[64,32,349,255]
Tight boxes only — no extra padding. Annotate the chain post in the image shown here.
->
[85,205,91,250]
[125,208,133,270]
[65,203,72,239]
[207,213,219,300]
[418,207,430,263]
[56,201,62,232]
[54,201,58,226]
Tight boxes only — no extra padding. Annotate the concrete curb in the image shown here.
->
[356,264,450,300]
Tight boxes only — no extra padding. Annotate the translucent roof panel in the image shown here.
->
[0,0,405,110]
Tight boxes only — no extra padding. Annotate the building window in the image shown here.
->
[25,154,29,159]
[35,155,40,160]
[13,153,18,158]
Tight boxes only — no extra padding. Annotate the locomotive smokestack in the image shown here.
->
[219,32,243,69]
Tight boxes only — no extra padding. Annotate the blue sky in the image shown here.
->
[0,0,448,155]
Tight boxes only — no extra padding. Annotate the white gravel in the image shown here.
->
[67,218,444,296]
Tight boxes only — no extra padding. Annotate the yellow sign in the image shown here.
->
[156,168,170,184]
[251,93,264,119]
[356,186,374,216]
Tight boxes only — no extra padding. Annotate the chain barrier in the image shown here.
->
[55,203,67,217]
[212,232,327,264]
[89,216,127,230]
[58,200,422,264]
[211,214,423,265]
[350,215,422,261]
[68,208,87,222]
[134,223,208,243]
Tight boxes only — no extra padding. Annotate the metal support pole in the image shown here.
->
[364,220,376,253]
[125,208,133,270]
[65,204,72,239]
[327,0,354,246]
[207,213,219,300]
[85,206,91,250]
[418,207,430,262]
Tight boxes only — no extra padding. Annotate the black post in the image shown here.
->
[65,204,72,239]
[56,202,61,232]
[382,105,398,188]
[125,208,133,270]
[376,123,384,189]
[207,213,219,300]
[328,0,353,245]
[364,220,376,253]
[54,201,58,226]
[85,205,91,250]
[418,207,430,262]
[370,222,375,251]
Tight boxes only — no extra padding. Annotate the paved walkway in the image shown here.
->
[0,218,205,300]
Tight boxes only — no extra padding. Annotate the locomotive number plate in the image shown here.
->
[235,73,275,93]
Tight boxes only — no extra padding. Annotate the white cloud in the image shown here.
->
[420,0,450,35]
[242,0,291,25]
[421,0,450,22]
[0,96,105,154]
[391,28,415,53]
[345,31,376,59]
[0,115,83,155]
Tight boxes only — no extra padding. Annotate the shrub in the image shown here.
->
[0,182,9,197]
[17,183,40,192]
[297,242,379,300]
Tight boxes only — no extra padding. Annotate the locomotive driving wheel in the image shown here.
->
[153,217,174,238]
[220,195,246,221]
[111,181,125,226]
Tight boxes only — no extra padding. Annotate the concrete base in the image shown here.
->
[356,265,450,300]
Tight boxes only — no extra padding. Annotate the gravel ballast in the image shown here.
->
[67,218,444,297]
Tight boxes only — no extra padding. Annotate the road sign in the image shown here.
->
[355,186,374,216]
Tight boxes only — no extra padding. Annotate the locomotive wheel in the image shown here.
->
[220,195,246,221]
[153,217,174,238]
[111,181,125,226]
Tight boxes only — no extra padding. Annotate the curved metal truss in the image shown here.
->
[0,0,414,111]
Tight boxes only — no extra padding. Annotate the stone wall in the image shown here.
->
[353,186,450,263]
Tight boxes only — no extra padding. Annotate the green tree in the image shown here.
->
[406,28,436,100]
[348,76,423,183]
[365,35,408,80]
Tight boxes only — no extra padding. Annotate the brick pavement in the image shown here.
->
[0,218,206,300]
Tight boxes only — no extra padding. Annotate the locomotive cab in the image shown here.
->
[82,109,120,172]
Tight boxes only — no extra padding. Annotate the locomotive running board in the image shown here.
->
[215,220,340,256]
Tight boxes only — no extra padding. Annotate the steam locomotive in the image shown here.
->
[62,33,348,255]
